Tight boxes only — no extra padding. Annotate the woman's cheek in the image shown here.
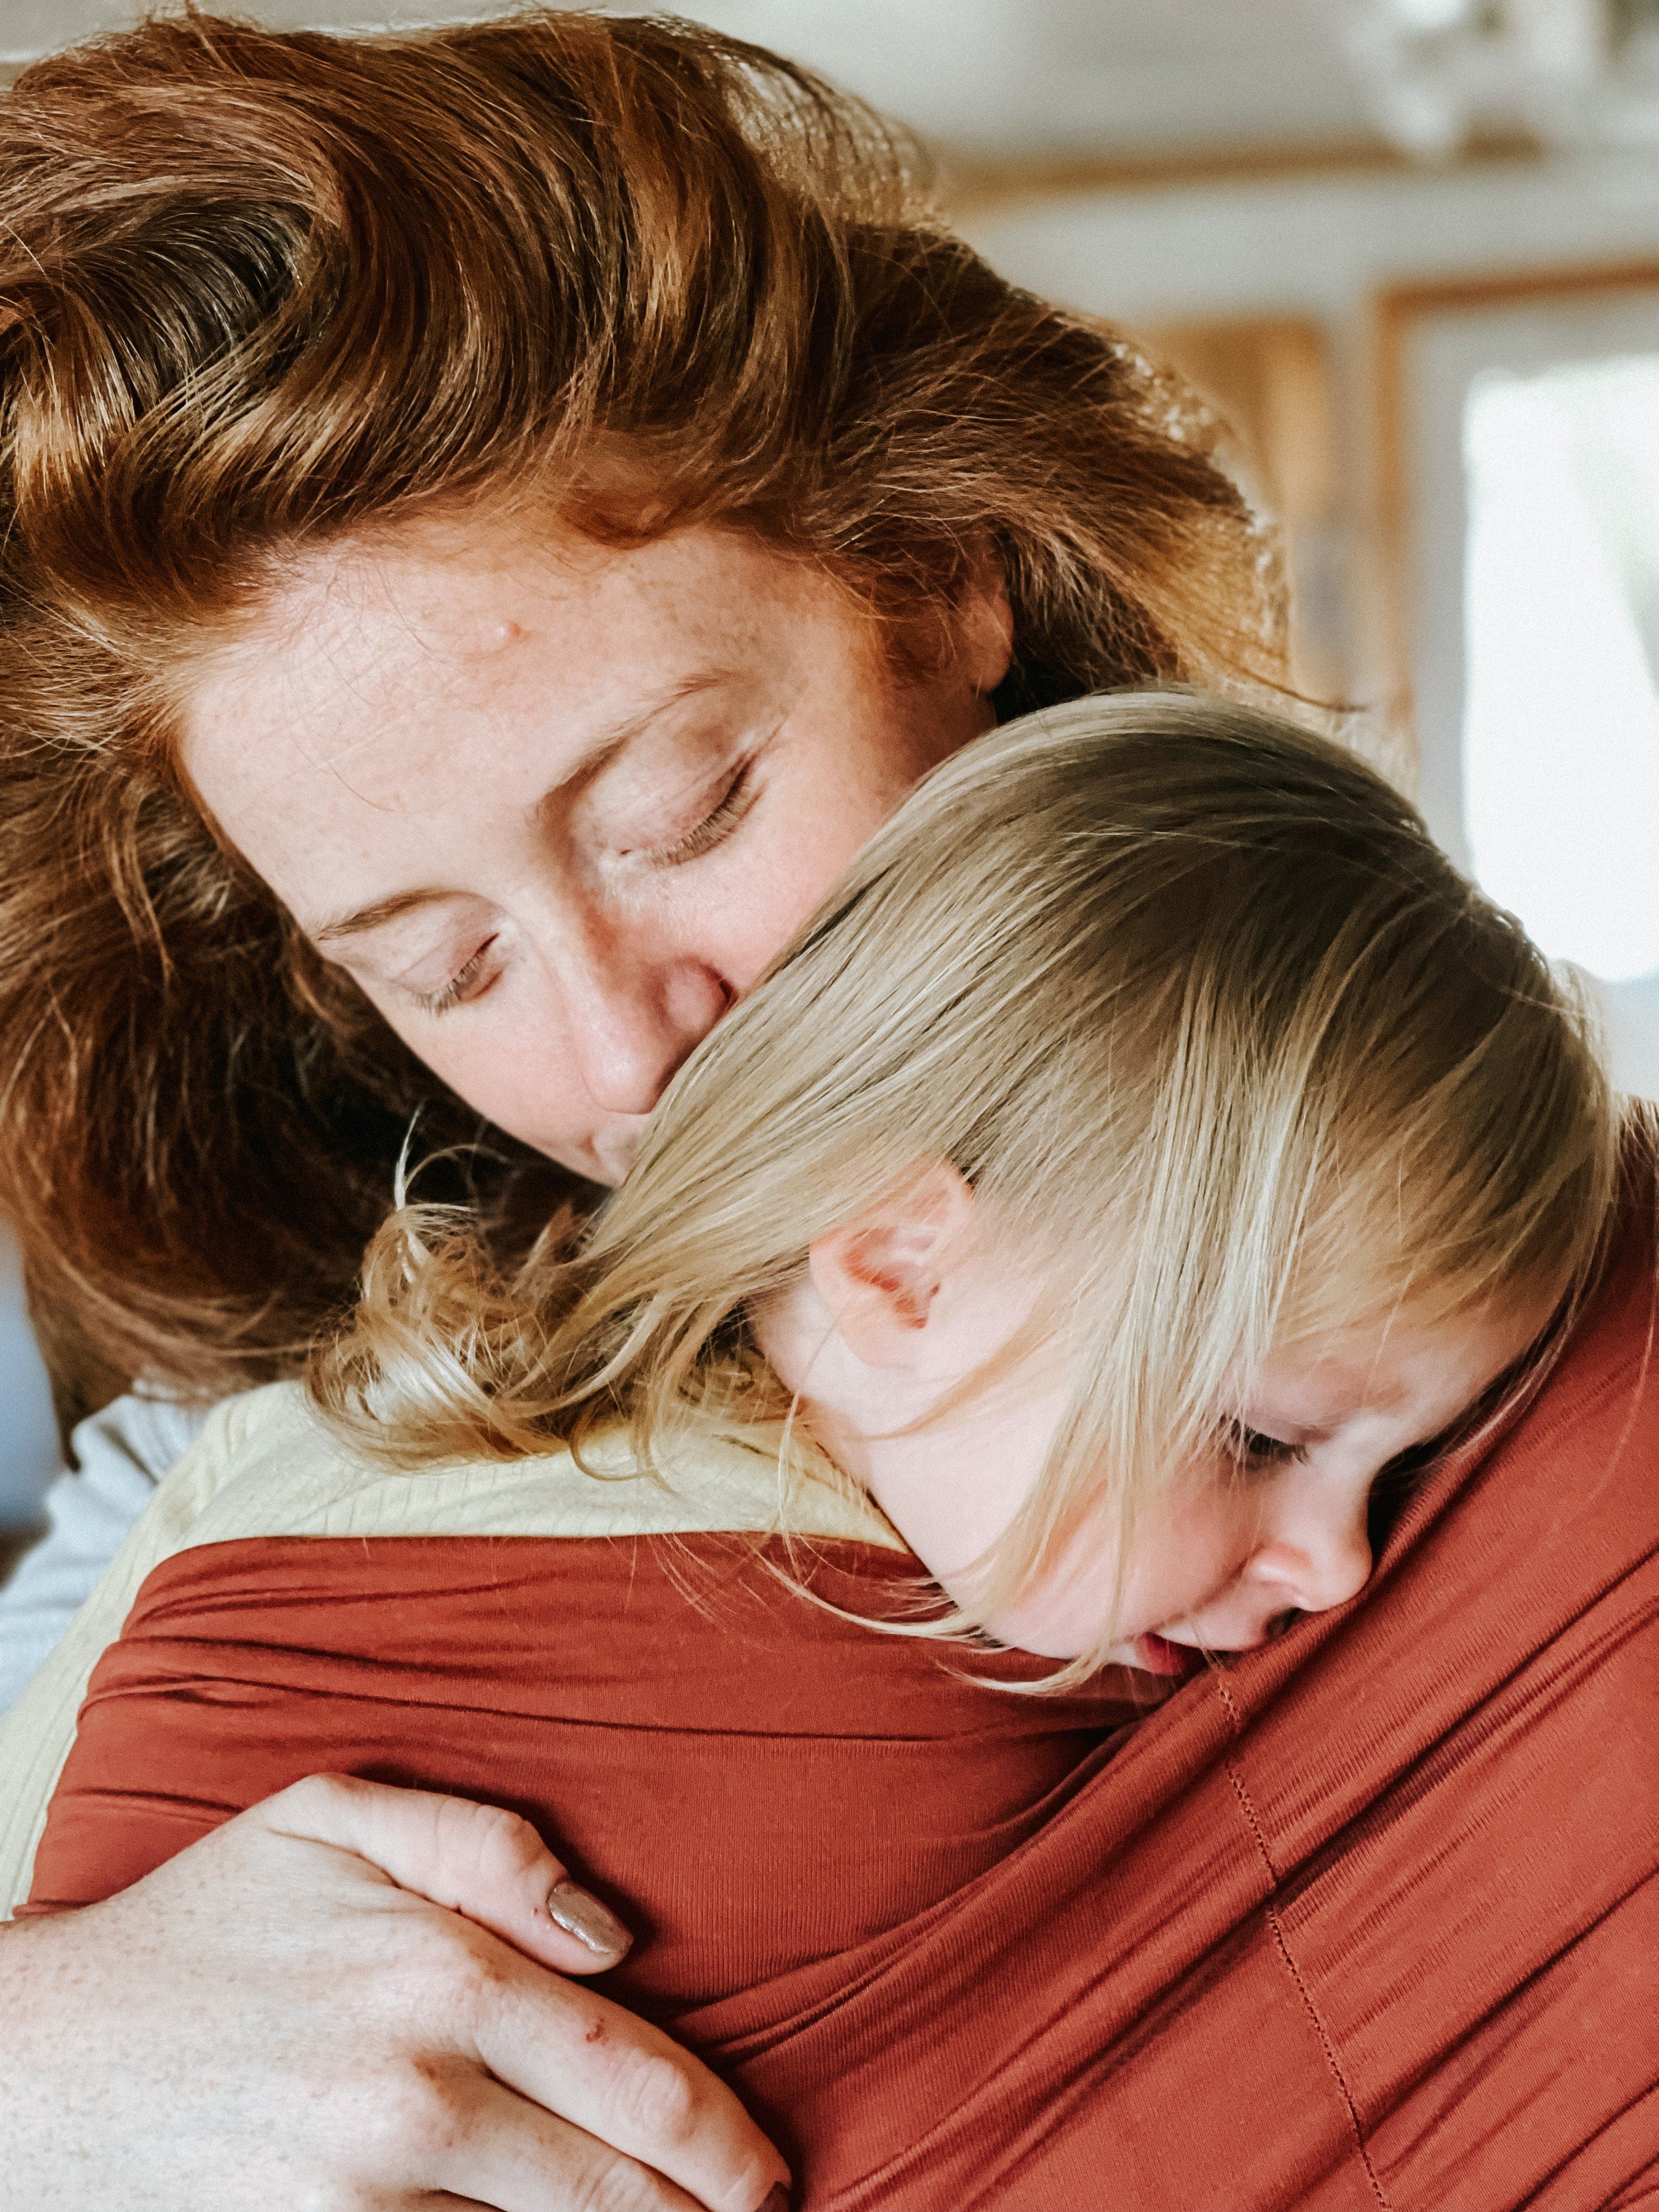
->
[376,998,599,1164]
[710,796,886,985]
[978,1584,1101,1660]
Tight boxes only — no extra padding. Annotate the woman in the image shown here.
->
[0,13,1282,2207]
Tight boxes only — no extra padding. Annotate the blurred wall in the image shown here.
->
[961,150,1659,781]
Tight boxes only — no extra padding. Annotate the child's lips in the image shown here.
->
[1133,1631,1198,1677]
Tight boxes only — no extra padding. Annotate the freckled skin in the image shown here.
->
[182,514,1009,1184]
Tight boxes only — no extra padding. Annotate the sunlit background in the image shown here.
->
[4,0,1659,1521]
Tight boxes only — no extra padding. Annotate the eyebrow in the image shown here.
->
[314,887,454,946]
[311,672,726,947]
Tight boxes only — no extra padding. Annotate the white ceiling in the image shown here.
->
[1,1,1381,159]
[639,1,1377,157]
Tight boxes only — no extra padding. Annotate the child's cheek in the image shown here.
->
[1113,1475,1259,1637]
[973,1511,1127,1659]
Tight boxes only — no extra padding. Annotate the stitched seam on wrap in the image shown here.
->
[1210,1663,1393,2212]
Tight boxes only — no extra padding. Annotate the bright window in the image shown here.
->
[1462,353,1659,984]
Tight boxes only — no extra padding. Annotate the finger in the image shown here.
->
[471,1972,791,2212]
[253,1771,632,1972]
[425,2077,719,2211]
[249,1778,788,2207]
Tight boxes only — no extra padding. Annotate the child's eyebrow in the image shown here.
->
[1248,1368,1410,1433]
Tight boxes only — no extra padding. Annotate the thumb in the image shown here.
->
[250,1771,633,1974]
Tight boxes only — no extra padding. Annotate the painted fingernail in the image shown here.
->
[546,1877,632,1959]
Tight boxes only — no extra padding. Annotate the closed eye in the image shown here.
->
[642,757,760,869]
[409,936,499,1016]
[1219,1418,1309,1470]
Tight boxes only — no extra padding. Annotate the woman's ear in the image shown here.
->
[807,1161,977,1372]
[955,539,1014,698]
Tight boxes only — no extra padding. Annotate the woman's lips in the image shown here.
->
[1133,1631,1197,1677]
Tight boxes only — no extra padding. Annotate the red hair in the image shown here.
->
[0,8,1284,1418]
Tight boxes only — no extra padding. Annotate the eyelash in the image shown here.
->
[1220,1418,1309,1471]
[407,759,759,1015]
[644,759,759,870]
[410,938,497,1017]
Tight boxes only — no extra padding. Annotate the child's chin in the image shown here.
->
[980,1606,1091,1661]
[1130,1631,1199,1677]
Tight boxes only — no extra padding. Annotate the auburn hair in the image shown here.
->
[0,8,1283,1420]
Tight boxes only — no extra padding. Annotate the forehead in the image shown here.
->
[1256,1296,1550,1421]
[171,514,883,938]
[181,512,822,806]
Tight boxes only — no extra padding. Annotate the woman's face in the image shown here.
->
[181,514,1011,1183]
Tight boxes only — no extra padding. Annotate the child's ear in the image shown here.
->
[807,1161,977,1372]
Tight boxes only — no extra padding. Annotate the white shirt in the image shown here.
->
[0,1395,211,1717]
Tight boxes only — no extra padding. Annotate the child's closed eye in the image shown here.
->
[1218,1418,1309,1470]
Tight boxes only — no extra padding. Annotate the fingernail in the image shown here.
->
[546,1877,632,1959]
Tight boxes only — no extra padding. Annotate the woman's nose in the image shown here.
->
[554,926,733,1119]
[1249,1474,1374,1617]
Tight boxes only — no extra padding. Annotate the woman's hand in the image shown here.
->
[0,1774,790,2211]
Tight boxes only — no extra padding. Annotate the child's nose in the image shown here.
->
[1250,1473,1374,1617]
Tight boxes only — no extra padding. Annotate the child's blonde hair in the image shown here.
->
[315,691,1620,1671]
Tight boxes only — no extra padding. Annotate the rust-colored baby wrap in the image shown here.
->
[25,1189,1659,2208]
